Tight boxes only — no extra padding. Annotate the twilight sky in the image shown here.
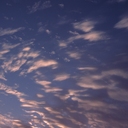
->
[0,0,128,128]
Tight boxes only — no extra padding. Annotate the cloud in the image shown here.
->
[108,88,128,101]
[20,98,44,108]
[36,80,51,88]
[1,45,40,73]
[81,31,105,41]
[2,59,27,72]
[38,26,45,32]
[78,67,97,71]
[37,94,44,98]
[77,69,128,89]
[58,4,64,8]
[22,47,31,51]
[73,20,96,32]
[62,31,104,44]
[27,59,58,73]
[0,27,24,36]
[0,83,25,98]
[46,29,51,34]
[115,16,128,29]
[58,20,106,47]
[2,43,20,50]
[28,1,52,13]
[67,51,81,59]
[0,72,7,81]
[54,73,70,81]
[28,1,41,13]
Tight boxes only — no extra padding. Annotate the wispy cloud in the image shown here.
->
[0,27,24,36]
[58,4,64,8]
[54,73,70,81]
[67,51,81,59]
[59,19,106,47]
[115,16,128,29]
[28,0,52,13]
[27,59,58,73]
[78,67,97,71]
[73,20,96,32]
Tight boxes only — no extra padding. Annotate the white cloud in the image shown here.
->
[73,20,96,32]
[67,51,81,59]
[54,73,70,81]
[59,19,105,48]
[37,94,44,98]
[82,31,105,41]
[27,59,58,73]
[115,16,128,29]
[2,58,27,72]
[36,80,51,88]
[0,27,24,36]
[78,67,97,71]
[22,47,31,51]
[2,46,40,73]
[0,83,25,98]
[46,29,51,34]
[77,69,128,89]
[20,98,44,108]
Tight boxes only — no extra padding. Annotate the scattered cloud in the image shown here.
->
[69,30,79,35]
[22,47,31,51]
[37,93,44,98]
[73,20,96,32]
[38,26,45,32]
[108,88,128,101]
[2,43,20,50]
[54,73,70,81]
[58,4,64,8]
[27,59,58,73]
[28,0,52,13]
[78,67,97,71]
[36,80,51,88]
[46,29,51,34]
[59,19,106,47]
[0,27,25,36]
[115,16,128,29]
[77,69,128,90]
[67,51,81,59]
[28,1,41,13]
[0,83,25,98]
[20,98,44,108]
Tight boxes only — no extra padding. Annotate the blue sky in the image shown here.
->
[0,0,128,128]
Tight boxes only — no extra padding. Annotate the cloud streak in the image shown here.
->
[0,27,24,36]
[115,16,128,29]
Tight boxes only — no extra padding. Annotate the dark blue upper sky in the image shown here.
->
[0,0,128,128]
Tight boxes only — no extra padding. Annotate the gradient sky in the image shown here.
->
[0,0,128,128]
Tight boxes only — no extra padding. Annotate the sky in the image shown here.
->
[0,0,128,128]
